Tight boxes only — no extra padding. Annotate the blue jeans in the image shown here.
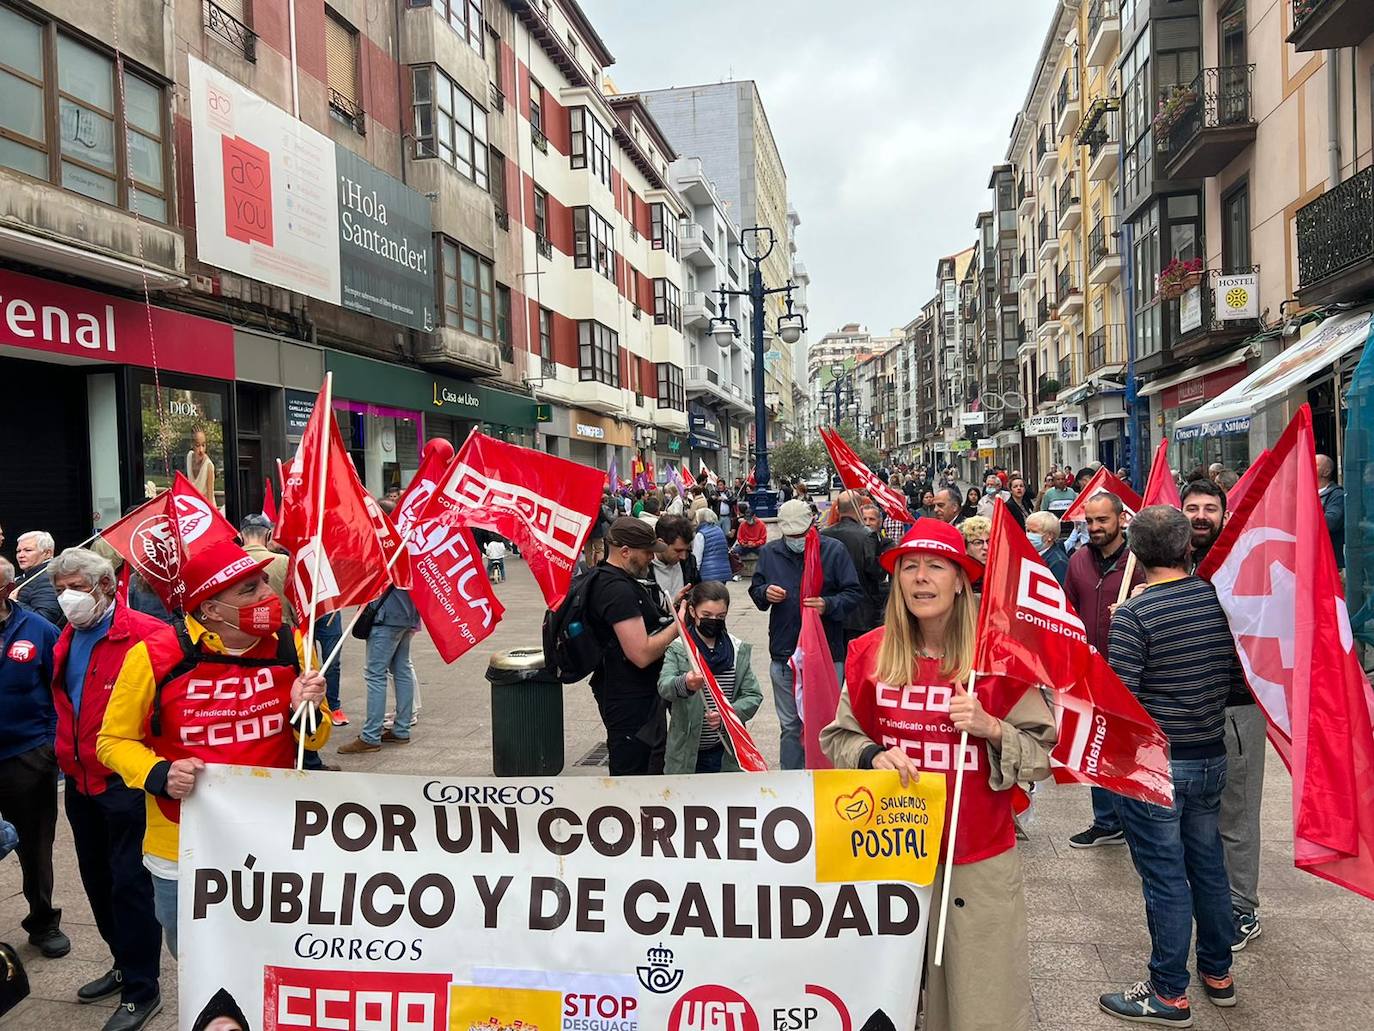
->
[769,658,846,771]
[1091,786,1122,833]
[1117,755,1233,998]
[362,624,417,745]
[150,871,178,959]
[314,611,344,710]
[695,743,726,773]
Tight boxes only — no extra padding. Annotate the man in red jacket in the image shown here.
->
[48,547,165,1031]
[1062,493,1145,850]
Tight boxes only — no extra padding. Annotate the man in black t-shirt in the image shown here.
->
[587,517,682,775]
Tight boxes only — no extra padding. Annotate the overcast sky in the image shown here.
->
[582,0,1057,342]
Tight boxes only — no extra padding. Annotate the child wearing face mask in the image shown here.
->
[656,581,763,773]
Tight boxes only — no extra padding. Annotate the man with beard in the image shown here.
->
[1064,493,1144,849]
[1180,478,1265,951]
[585,518,681,776]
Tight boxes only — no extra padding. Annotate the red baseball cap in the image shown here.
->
[181,539,273,613]
[880,519,984,581]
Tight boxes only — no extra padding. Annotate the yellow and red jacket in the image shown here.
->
[96,616,331,862]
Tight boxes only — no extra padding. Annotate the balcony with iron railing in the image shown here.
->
[1057,264,1083,316]
[1173,266,1263,359]
[681,223,713,269]
[1036,295,1061,341]
[1056,68,1081,138]
[1085,124,1120,182]
[1037,127,1057,177]
[1086,0,1120,68]
[1088,218,1122,284]
[535,234,553,259]
[1018,251,1037,292]
[1296,165,1374,306]
[1288,0,1374,52]
[1160,66,1257,179]
[204,0,257,61]
[328,90,365,135]
[489,82,505,112]
[1057,176,1081,232]
[531,124,549,153]
[1086,324,1128,372]
[1038,211,1060,263]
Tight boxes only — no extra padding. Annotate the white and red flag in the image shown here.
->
[671,604,768,772]
[421,432,605,609]
[100,472,238,611]
[820,426,914,523]
[1062,466,1145,522]
[1141,438,1182,509]
[680,463,698,490]
[974,500,1175,806]
[393,438,504,664]
[274,384,396,617]
[790,527,840,769]
[1199,405,1374,900]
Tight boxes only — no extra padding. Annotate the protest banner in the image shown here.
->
[180,765,944,1031]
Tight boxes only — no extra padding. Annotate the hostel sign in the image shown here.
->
[179,766,943,1031]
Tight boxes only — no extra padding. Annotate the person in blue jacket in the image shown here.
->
[749,499,862,770]
[0,556,67,958]
[691,508,733,582]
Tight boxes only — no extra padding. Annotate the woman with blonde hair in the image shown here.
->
[821,520,1056,1031]
[957,516,990,594]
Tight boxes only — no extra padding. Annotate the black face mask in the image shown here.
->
[696,616,726,639]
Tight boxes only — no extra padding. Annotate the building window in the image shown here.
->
[489,146,507,222]
[1222,180,1250,273]
[496,283,512,361]
[578,320,619,385]
[569,106,611,188]
[653,278,681,330]
[412,65,489,189]
[440,238,495,340]
[573,206,616,283]
[325,9,364,133]
[0,7,170,221]
[656,363,684,410]
[538,306,554,375]
[434,0,483,55]
[529,79,543,133]
[651,202,677,256]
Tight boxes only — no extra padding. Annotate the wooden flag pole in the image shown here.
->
[933,669,977,966]
[1115,553,1139,607]
[296,372,333,771]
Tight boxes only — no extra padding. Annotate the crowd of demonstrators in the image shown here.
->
[650,515,699,605]
[1026,511,1070,583]
[692,508,734,582]
[822,491,888,639]
[14,530,61,626]
[931,485,964,525]
[750,499,862,769]
[957,516,990,592]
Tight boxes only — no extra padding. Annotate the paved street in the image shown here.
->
[3,553,1372,1030]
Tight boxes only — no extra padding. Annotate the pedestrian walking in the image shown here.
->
[1099,506,1238,1023]
[0,556,65,959]
[339,585,421,754]
[485,537,508,583]
[823,491,887,635]
[821,520,1056,1031]
[749,499,861,770]
[657,581,763,774]
[691,508,733,583]
[47,548,163,1030]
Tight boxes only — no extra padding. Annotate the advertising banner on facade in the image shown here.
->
[1214,272,1258,322]
[1058,415,1082,441]
[180,766,943,1031]
[335,146,435,331]
[1025,414,1060,437]
[188,57,434,331]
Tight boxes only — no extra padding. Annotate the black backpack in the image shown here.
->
[542,565,607,684]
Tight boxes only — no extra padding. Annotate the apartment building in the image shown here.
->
[638,80,800,446]
[0,0,703,542]
[788,203,814,442]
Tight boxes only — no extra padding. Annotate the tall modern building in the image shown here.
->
[637,81,800,445]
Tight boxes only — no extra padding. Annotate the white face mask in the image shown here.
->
[58,588,108,628]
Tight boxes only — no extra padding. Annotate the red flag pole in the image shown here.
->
[296,372,333,770]
[933,669,977,966]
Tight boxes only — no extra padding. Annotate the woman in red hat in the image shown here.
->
[821,519,1055,1031]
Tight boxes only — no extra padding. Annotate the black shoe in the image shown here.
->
[79,968,124,1003]
[28,926,70,958]
[1069,824,1127,849]
[102,997,163,1031]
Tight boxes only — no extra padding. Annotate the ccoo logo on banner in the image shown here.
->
[178,767,944,1031]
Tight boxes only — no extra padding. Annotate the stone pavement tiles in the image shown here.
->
[3,555,1371,1029]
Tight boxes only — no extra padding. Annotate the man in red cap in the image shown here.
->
[98,539,331,960]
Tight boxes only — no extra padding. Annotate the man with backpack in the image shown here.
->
[97,539,331,959]
[583,517,681,776]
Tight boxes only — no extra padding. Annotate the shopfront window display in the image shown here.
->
[140,383,226,508]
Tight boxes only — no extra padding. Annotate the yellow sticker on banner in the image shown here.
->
[450,985,562,1031]
[812,769,946,886]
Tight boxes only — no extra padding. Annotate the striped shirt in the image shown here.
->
[699,667,736,751]
[1107,575,1236,759]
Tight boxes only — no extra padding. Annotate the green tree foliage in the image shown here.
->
[832,423,883,469]
[769,438,824,482]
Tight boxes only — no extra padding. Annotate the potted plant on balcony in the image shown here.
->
[1293,0,1318,25]
[1037,378,1061,402]
[1153,83,1199,138]
[1156,257,1203,300]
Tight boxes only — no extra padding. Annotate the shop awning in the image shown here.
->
[1137,343,1256,397]
[1175,309,1374,429]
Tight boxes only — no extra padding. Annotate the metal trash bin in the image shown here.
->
[486,647,564,776]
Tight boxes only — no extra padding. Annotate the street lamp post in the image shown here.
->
[709,226,805,519]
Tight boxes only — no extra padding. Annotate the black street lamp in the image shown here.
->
[709,226,805,519]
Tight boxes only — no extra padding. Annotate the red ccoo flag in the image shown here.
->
[1062,466,1145,523]
[974,500,1174,806]
[393,438,504,663]
[1141,438,1182,509]
[820,426,914,523]
[274,384,394,617]
[680,464,697,490]
[100,473,238,611]
[420,432,605,609]
[790,527,840,769]
[262,475,278,524]
[1199,406,1374,900]
[671,604,767,772]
